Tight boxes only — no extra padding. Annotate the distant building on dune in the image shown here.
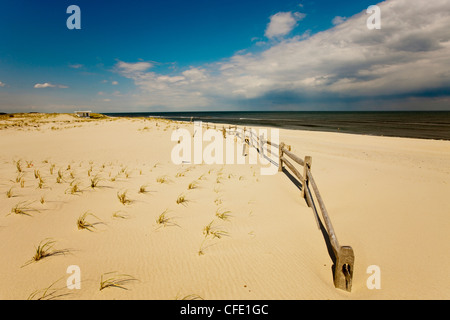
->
[74,110,92,118]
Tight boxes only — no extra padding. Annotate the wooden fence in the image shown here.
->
[278,143,354,292]
[200,122,355,292]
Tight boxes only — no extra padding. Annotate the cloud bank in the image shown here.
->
[115,0,450,110]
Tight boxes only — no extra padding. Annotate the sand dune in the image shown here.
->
[0,113,448,300]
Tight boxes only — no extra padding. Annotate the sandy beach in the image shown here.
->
[0,113,449,300]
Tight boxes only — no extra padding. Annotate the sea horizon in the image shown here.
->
[104,111,450,141]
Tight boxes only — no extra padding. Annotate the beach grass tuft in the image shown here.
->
[138,184,149,194]
[188,181,198,190]
[65,181,82,195]
[10,201,38,216]
[156,208,179,228]
[23,239,69,267]
[27,278,71,300]
[156,175,171,184]
[77,212,102,231]
[6,187,13,198]
[117,190,132,205]
[203,220,228,239]
[176,194,188,206]
[176,293,204,300]
[215,208,232,221]
[15,160,23,173]
[89,175,101,189]
[99,272,137,291]
[112,211,130,219]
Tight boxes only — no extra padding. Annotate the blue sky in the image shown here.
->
[0,0,449,112]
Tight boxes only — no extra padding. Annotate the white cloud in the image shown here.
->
[34,83,55,88]
[0,81,5,87]
[112,81,119,85]
[182,68,207,81]
[116,61,152,74]
[265,11,306,39]
[69,64,83,69]
[332,16,347,25]
[34,83,68,89]
[34,82,68,89]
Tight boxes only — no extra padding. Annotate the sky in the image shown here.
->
[0,0,449,113]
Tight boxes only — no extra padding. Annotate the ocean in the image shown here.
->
[104,111,450,141]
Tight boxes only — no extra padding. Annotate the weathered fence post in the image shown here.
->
[278,142,285,172]
[334,246,355,292]
[301,156,312,205]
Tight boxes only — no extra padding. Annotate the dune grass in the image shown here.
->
[187,181,198,190]
[37,175,45,189]
[156,175,171,184]
[13,172,24,183]
[99,272,137,291]
[10,201,39,216]
[203,220,228,239]
[215,208,232,221]
[77,212,102,231]
[65,181,82,195]
[175,170,186,178]
[112,211,130,219]
[176,294,204,300]
[22,239,69,267]
[6,187,13,198]
[155,208,179,228]
[15,160,23,173]
[89,175,101,189]
[27,278,71,300]
[138,184,149,194]
[117,190,132,205]
[176,194,189,206]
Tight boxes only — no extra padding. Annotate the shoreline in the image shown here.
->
[3,111,450,141]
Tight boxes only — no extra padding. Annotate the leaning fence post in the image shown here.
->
[301,156,312,205]
[278,142,285,172]
[334,246,355,292]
